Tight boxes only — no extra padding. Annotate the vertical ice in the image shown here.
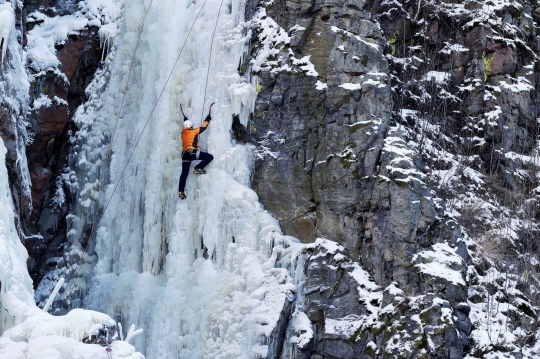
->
[67,0,299,358]
[0,3,14,67]
[0,138,35,330]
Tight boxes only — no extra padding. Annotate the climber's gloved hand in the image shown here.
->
[205,114,212,122]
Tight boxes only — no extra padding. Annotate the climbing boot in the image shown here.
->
[193,168,207,175]
[178,192,186,200]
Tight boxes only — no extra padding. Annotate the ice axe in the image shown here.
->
[180,103,187,120]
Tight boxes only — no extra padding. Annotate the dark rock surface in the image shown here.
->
[21,0,102,288]
[243,0,540,356]
[244,0,474,357]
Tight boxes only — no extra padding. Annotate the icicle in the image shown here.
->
[42,277,64,312]
[118,322,124,341]
[98,23,119,62]
[0,3,14,67]
[228,82,257,126]
[261,245,284,271]
[124,324,143,344]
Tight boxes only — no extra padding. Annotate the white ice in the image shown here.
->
[0,135,143,358]
[66,0,299,358]
[0,3,14,67]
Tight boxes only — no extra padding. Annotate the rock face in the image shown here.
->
[247,0,392,252]
[242,0,499,357]
[245,0,540,357]
[21,0,102,287]
[284,240,470,358]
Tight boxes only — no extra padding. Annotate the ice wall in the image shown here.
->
[0,3,14,66]
[0,1,32,214]
[0,134,144,358]
[0,137,34,331]
[65,0,299,357]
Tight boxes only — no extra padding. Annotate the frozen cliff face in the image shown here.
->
[0,132,144,358]
[8,0,540,357]
[0,1,32,231]
[23,0,116,291]
[0,2,142,358]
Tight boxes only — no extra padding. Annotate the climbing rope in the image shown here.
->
[62,0,217,307]
[200,0,225,123]
[60,0,155,305]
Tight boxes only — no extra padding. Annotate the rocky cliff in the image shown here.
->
[244,0,540,357]
[16,0,104,294]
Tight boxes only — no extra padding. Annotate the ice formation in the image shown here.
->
[0,3,14,66]
[58,0,300,357]
[0,135,143,358]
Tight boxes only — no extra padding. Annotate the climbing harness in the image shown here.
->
[62,0,219,307]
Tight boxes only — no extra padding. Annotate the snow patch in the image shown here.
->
[315,80,327,90]
[413,243,466,285]
[339,82,361,90]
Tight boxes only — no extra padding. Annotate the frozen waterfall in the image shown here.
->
[65,0,300,357]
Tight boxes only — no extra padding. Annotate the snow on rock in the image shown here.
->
[80,0,123,25]
[288,237,467,357]
[422,71,451,84]
[330,25,380,50]
[291,55,318,76]
[26,0,123,74]
[325,315,364,337]
[0,3,14,66]
[299,237,345,258]
[382,126,426,185]
[413,242,466,286]
[250,7,317,77]
[289,310,313,348]
[338,82,361,90]
[292,239,386,336]
[315,80,327,90]
[26,13,90,72]
[0,308,144,359]
[439,42,469,54]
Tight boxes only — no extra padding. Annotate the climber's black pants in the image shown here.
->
[178,151,214,192]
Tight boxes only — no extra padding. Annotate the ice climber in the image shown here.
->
[178,104,214,200]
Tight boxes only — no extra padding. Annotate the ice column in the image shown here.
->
[0,3,14,66]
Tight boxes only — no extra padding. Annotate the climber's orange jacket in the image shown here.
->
[181,117,210,152]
